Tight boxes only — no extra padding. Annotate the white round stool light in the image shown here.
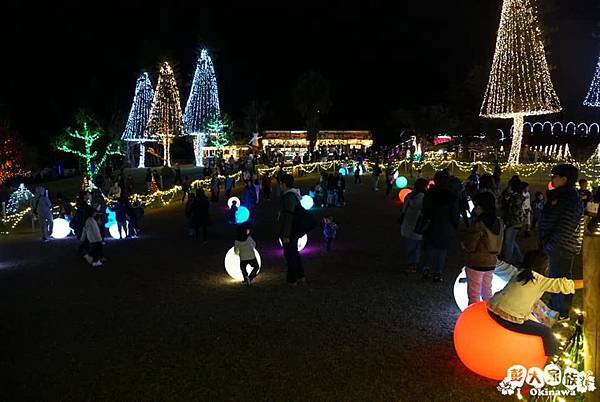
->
[453,266,508,311]
[278,234,308,252]
[109,222,128,239]
[227,196,241,209]
[224,247,262,281]
[51,218,72,239]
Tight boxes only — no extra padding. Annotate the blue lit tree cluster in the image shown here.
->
[184,49,222,166]
[122,72,155,168]
[583,51,600,107]
[122,49,226,167]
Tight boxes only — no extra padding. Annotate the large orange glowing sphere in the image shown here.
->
[453,302,547,380]
[398,188,412,203]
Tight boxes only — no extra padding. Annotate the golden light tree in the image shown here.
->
[480,0,561,164]
[146,62,183,166]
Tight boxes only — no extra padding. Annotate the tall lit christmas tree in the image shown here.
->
[122,72,155,168]
[146,62,183,167]
[480,0,561,164]
[583,51,600,107]
[183,49,221,166]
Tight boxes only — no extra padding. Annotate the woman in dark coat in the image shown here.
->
[191,188,210,241]
[420,170,460,282]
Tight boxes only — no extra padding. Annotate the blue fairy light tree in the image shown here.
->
[183,49,221,166]
[122,72,155,168]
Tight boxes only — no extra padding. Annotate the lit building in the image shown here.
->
[261,130,372,156]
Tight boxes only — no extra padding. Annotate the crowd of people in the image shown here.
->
[397,161,592,359]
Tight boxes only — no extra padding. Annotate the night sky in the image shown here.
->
[0,0,598,148]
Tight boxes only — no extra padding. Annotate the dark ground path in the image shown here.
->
[1,175,518,401]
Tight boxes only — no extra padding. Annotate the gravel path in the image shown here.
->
[1,176,510,401]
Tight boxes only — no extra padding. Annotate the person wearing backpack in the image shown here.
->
[278,174,305,284]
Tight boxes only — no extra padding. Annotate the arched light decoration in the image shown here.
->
[279,234,308,252]
[227,196,241,209]
[395,176,408,189]
[51,218,72,239]
[300,195,314,210]
[398,188,412,204]
[453,267,508,311]
[454,302,547,380]
[224,247,261,281]
[235,206,250,224]
[480,0,561,164]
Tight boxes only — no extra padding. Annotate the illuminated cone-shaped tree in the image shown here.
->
[55,117,121,184]
[146,62,183,167]
[583,51,600,107]
[480,0,561,164]
[183,49,221,166]
[122,72,155,168]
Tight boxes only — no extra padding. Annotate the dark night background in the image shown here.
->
[0,1,598,154]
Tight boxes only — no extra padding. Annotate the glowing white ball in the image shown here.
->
[393,170,399,180]
[453,267,508,311]
[109,222,128,239]
[227,196,241,209]
[51,218,72,239]
[224,247,262,281]
[300,195,314,210]
[279,234,308,251]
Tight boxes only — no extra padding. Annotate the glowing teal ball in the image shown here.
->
[395,176,408,189]
[235,206,250,224]
[301,195,314,210]
[338,167,347,176]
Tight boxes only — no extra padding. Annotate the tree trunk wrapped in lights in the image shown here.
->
[122,72,155,168]
[55,118,121,184]
[146,62,183,167]
[183,49,221,167]
[480,0,561,164]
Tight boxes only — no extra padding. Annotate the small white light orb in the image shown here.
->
[227,196,241,209]
[453,266,508,311]
[300,195,314,210]
[278,234,308,251]
[51,218,72,239]
[109,222,128,239]
[224,247,262,281]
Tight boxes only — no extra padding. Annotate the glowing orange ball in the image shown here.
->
[547,181,555,191]
[453,302,547,380]
[398,188,412,203]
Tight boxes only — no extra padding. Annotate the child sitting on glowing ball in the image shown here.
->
[234,224,260,286]
[487,250,583,357]
[461,192,504,305]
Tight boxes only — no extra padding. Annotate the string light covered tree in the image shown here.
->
[146,62,183,167]
[183,49,221,166]
[0,126,29,185]
[122,72,155,168]
[204,114,232,153]
[55,115,121,184]
[583,51,600,107]
[480,0,561,164]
